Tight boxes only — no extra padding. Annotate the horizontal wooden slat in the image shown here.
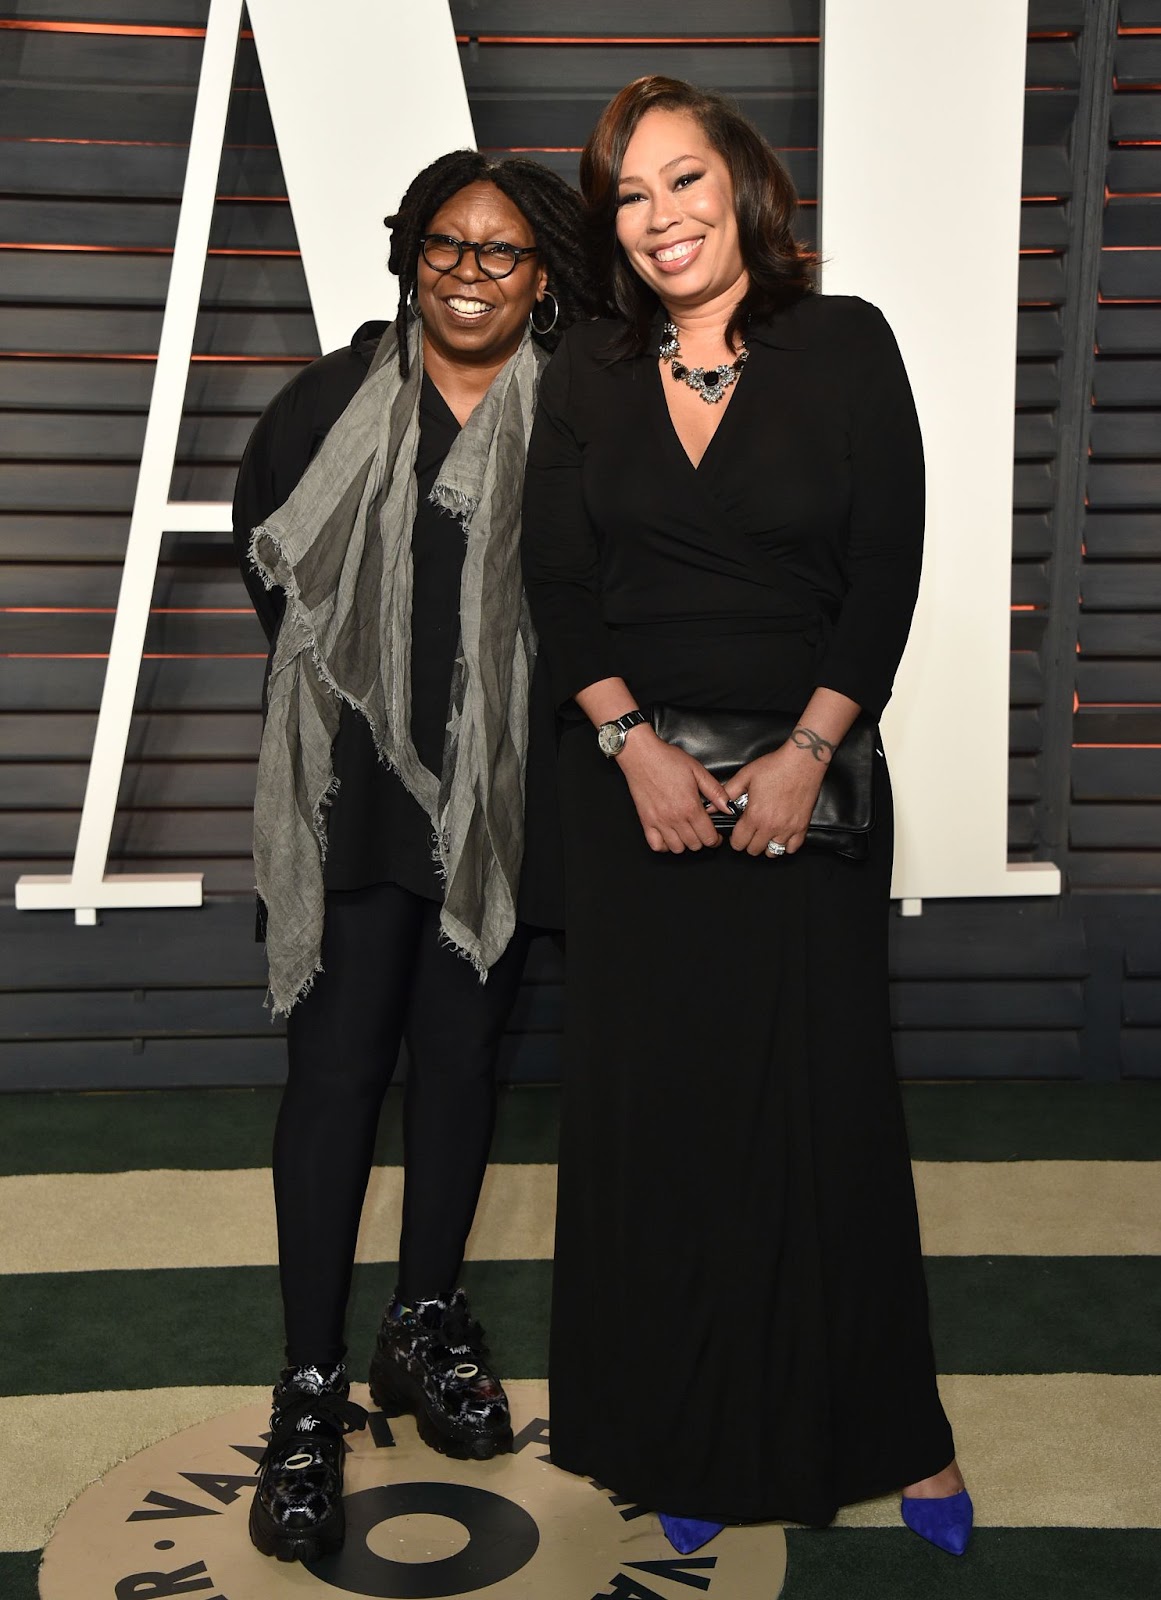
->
[1,761,257,810]
[1079,612,1161,654]
[3,564,249,607]
[1070,804,1161,848]
[1082,564,1161,611]
[0,196,301,251]
[1096,306,1161,355]
[1016,306,1065,356]
[1084,512,1161,557]
[0,141,287,201]
[0,610,265,654]
[1066,852,1161,888]
[1011,650,1045,705]
[1074,707,1161,743]
[1014,410,1058,455]
[1077,661,1161,700]
[893,1030,1080,1078]
[1106,148,1161,196]
[1013,563,1050,607]
[1114,36,1161,89]
[1014,460,1056,508]
[0,306,318,358]
[0,711,261,760]
[0,358,304,412]
[1092,359,1161,408]
[0,31,260,86]
[1072,747,1161,801]
[0,461,239,510]
[1015,360,1061,407]
[0,413,257,463]
[1099,251,1161,301]
[0,807,252,854]
[0,251,312,309]
[1122,1031,1161,1080]
[1013,511,1054,559]
[1089,414,1161,460]
[1086,463,1161,510]
[891,979,1083,1029]
[0,657,263,712]
[1110,93,1161,144]
[448,0,820,35]
[1010,708,1043,753]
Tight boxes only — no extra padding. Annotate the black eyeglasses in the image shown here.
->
[419,234,539,280]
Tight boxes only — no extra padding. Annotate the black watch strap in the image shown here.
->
[611,710,646,736]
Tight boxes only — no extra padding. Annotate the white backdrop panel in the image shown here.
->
[246,0,476,353]
[820,0,1059,899]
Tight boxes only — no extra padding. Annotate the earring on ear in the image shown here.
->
[407,286,421,319]
[529,290,559,336]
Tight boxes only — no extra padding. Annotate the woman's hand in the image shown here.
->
[616,729,733,853]
[724,742,828,857]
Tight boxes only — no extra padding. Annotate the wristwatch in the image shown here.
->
[597,709,647,757]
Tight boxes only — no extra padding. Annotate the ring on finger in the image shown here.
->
[766,839,787,857]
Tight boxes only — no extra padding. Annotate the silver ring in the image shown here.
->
[766,840,787,857]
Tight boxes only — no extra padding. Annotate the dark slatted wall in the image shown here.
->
[0,0,1158,1088]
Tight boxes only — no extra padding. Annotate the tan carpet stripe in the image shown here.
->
[1,1162,1159,1275]
[3,1375,1159,1552]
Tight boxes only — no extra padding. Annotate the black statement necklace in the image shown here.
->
[659,319,749,405]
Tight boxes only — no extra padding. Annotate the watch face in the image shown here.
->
[597,723,624,757]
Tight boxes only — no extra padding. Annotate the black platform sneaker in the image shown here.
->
[248,1362,368,1563]
[368,1288,513,1460]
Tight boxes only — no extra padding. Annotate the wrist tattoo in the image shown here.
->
[791,725,836,764]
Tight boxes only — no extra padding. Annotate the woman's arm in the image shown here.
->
[726,304,920,856]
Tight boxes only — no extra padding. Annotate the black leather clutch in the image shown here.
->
[650,704,877,861]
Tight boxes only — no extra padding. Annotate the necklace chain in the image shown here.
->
[659,319,749,405]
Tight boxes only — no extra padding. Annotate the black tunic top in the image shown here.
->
[233,321,563,927]
[521,295,924,723]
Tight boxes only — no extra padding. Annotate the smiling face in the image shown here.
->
[416,180,548,368]
[615,107,747,315]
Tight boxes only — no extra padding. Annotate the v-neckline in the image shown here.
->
[654,353,746,474]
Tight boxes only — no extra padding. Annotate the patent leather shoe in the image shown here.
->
[901,1487,974,1556]
[659,1514,725,1554]
[248,1362,367,1563]
[369,1288,512,1460]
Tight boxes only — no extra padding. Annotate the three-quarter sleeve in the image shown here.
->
[814,304,924,721]
[521,333,623,707]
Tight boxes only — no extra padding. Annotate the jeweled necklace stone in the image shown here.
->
[659,319,749,405]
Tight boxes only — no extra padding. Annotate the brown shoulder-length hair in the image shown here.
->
[579,75,817,356]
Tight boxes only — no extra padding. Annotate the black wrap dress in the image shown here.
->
[520,295,955,1526]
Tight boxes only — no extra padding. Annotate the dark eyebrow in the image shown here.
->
[617,154,702,186]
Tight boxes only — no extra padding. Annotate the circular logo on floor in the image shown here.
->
[40,1381,787,1598]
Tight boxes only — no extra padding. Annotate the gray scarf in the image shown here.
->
[249,319,547,1014]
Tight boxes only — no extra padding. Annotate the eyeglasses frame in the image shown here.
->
[418,233,540,280]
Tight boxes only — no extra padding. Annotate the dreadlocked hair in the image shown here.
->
[385,149,600,379]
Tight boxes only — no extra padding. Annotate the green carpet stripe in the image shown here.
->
[926,1257,1161,1375]
[782,1528,1161,1600]
[901,1083,1161,1161]
[4,1257,1158,1398]
[0,1085,562,1175]
[0,1551,38,1600]
[3,1261,552,1397]
[4,1082,1160,1176]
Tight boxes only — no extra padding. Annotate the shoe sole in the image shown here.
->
[368,1355,513,1462]
[248,1493,345,1563]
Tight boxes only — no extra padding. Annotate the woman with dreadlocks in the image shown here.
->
[232,150,597,1565]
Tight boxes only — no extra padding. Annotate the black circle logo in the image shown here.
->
[308,1482,540,1598]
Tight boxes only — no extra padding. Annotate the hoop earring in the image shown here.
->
[407,286,421,320]
[529,290,559,336]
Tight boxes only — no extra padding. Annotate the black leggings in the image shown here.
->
[275,881,530,1365]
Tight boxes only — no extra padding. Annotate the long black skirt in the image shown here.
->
[547,633,955,1528]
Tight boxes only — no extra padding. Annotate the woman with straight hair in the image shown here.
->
[234,149,597,1565]
[522,77,972,1562]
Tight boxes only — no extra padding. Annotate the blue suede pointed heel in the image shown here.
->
[900,1488,973,1556]
[658,1514,725,1554]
